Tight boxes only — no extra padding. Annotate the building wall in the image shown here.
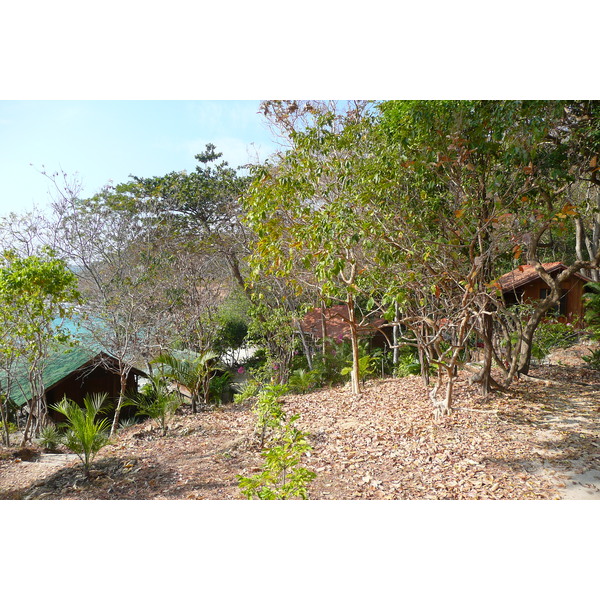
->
[46,366,138,422]
[517,275,586,325]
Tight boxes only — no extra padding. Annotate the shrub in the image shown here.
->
[238,415,316,500]
[531,320,579,360]
[128,375,182,436]
[288,368,321,394]
[253,383,288,449]
[39,423,62,452]
[51,393,112,475]
[583,348,600,369]
[393,353,422,377]
[209,372,233,406]
[233,379,261,404]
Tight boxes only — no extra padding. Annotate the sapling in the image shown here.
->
[51,393,112,476]
[238,415,316,500]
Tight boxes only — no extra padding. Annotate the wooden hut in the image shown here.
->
[6,345,145,423]
[299,304,391,350]
[497,262,592,325]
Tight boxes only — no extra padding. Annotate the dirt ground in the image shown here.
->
[1,352,599,500]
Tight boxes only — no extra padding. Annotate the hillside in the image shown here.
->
[1,358,599,500]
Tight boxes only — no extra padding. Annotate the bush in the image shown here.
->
[128,375,182,436]
[233,379,261,404]
[209,372,232,406]
[288,368,322,394]
[51,393,112,475]
[393,353,422,377]
[39,423,62,452]
[531,320,579,360]
[0,420,17,434]
[238,415,316,500]
[583,348,600,369]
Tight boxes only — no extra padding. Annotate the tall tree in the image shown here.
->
[243,101,378,394]
[0,248,79,443]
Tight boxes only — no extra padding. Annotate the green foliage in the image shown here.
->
[246,304,299,384]
[213,290,251,360]
[127,375,182,436]
[288,368,322,394]
[233,378,261,404]
[209,371,232,406]
[531,320,579,360]
[253,383,289,448]
[340,341,381,382]
[582,282,600,368]
[393,354,422,378]
[0,420,17,433]
[38,423,62,452]
[153,349,218,413]
[584,282,600,337]
[582,348,600,369]
[238,415,316,500]
[341,353,377,381]
[117,417,139,430]
[51,393,112,475]
[0,247,80,439]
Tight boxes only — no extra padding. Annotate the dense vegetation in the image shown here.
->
[1,100,600,493]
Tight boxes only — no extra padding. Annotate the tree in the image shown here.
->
[365,100,600,414]
[49,181,184,435]
[243,101,378,394]
[0,248,79,443]
[153,350,218,414]
[130,144,252,298]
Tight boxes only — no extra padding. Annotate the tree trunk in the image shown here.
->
[320,299,328,363]
[347,296,361,395]
[110,367,129,437]
[392,301,399,366]
[517,307,549,375]
[472,312,493,395]
[0,401,9,446]
[295,320,313,370]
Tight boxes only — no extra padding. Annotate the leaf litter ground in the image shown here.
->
[1,362,599,500]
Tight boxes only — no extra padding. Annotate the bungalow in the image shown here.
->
[5,345,145,423]
[299,304,391,349]
[497,261,592,325]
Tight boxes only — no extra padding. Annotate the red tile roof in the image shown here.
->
[497,262,591,292]
[300,304,387,340]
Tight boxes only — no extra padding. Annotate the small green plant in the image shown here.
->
[288,368,321,394]
[233,378,261,403]
[253,383,288,449]
[238,415,316,500]
[209,372,232,406]
[583,348,600,369]
[341,353,377,382]
[39,423,62,452]
[0,420,17,434]
[128,375,182,436]
[393,353,422,377]
[51,393,112,476]
[531,320,579,360]
[118,417,139,430]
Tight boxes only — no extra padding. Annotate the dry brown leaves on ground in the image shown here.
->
[1,365,599,500]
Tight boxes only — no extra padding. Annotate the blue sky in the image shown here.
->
[0,100,278,216]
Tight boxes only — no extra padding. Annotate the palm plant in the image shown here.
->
[127,374,182,435]
[153,350,218,413]
[51,393,112,476]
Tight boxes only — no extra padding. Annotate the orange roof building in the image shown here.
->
[497,262,592,325]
